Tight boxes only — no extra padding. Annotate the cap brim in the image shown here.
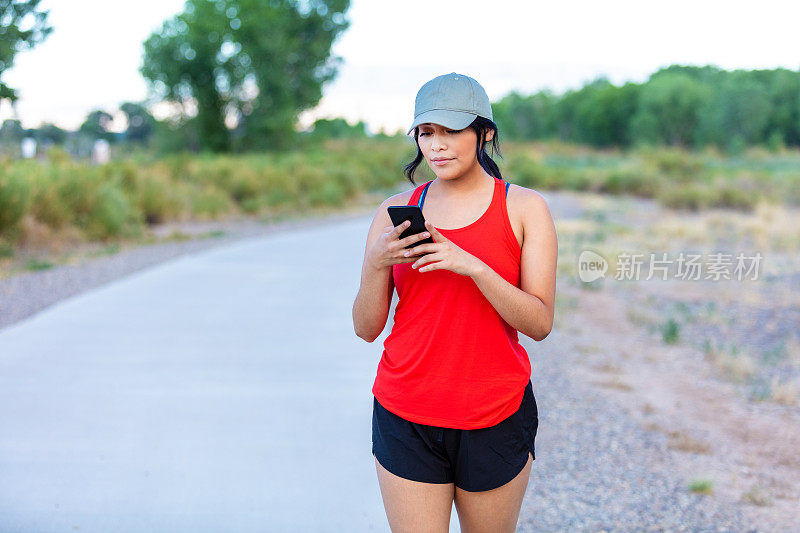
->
[406,109,477,136]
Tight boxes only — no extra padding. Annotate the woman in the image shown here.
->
[352,72,558,532]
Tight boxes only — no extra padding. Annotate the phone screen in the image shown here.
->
[387,206,435,249]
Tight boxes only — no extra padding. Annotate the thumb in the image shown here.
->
[424,220,448,242]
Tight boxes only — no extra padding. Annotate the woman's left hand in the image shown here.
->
[403,221,486,277]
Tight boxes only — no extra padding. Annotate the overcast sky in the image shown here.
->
[2,0,799,135]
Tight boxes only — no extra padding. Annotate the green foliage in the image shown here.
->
[120,102,156,144]
[0,164,33,236]
[598,168,658,197]
[79,110,116,143]
[688,478,714,495]
[2,138,799,254]
[309,118,368,139]
[140,0,351,153]
[0,0,53,105]
[24,257,54,271]
[630,73,712,148]
[695,71,771,151]
[490,64,800,152]
[494,90,557,140]
[661,317,680,344]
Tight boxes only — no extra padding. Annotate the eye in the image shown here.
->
[419,129,460,136]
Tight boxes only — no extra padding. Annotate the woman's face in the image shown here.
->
[417,122,493,179]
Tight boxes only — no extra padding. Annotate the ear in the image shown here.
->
[484,128,494,142]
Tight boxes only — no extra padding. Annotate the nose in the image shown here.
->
[431,131,446,151]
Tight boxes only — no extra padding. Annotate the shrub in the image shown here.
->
[0,167,33,238]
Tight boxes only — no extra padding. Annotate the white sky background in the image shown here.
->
[1,0,799,135]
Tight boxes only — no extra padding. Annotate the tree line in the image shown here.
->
[493,65,800,153]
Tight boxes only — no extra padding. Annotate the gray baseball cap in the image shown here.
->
[407,72,493,135]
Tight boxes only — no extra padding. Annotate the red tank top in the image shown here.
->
[371,176,531,429]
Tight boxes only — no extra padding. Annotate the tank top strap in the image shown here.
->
[408,180,434,206]
[408,178,511,209]
[413,178,507,209]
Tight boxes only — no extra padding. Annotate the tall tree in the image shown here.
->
[0,117,23,142]
[140,0,350,153]
[630,72,712,147]
[34,122,67,144]
[0,0,53,111]
[120,102,156,144]
[695,70,771,150]
[79,109,115,142]
[575,79,640,148]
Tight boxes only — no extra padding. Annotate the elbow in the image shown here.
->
[531,329,551,342]
[529,319,553,342]
[353,318,380,343]
[355,327,379,343]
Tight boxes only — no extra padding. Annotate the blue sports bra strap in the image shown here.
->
[418,181,433,208]
[505,181,510,196]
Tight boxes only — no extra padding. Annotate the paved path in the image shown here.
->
[0,217,425,532]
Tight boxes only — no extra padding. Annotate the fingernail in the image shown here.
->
[422,232,429,237]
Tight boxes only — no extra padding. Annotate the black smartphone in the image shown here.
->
[387,205,435,249]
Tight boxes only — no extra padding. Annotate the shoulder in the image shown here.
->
[378,186,417,210]
[506,182,556,248]
[368,183,421,231]
[506,182,553,222]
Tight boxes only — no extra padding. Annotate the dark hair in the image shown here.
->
[403,116,503,185]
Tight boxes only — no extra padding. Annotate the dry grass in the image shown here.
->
[593,377,634,391]
[625,306,659,327]
[740,486,773,507]
[641,402,656,415]
[644,423,713,454]
[576,343,601,355]
[666,430,713,454]
[769,375,800,406]
[650,201,800,253]
[703,343,757,383]
[592,361,622,374]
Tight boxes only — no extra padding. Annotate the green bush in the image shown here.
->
[190,185,233,219]
[85,182,135,240]
[0,167,33,237]
[656,183,715,211]
[598,168,659,197]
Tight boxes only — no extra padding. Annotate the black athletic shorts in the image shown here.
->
[372,380,538,492]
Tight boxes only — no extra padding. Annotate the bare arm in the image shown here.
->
[352,202,395,342]
[352,197,429,342]
[469,190,558,341]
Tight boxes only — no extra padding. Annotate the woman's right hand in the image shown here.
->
[367,220,431,270]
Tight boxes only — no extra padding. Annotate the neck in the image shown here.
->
[431,164,495,198]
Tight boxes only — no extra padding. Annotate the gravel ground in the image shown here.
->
[516,324,756,532]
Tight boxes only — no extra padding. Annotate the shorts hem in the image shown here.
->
[455,450,533,493]
[372,451,453,485]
